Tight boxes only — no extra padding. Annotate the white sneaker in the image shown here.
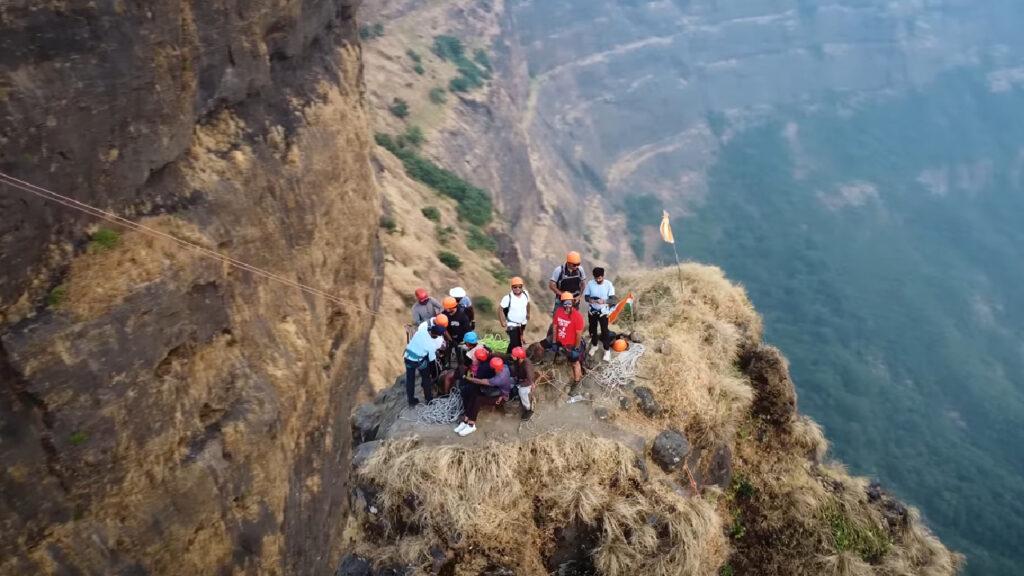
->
[458,424,477,437]
[603,350,612,362]
[589,345,599,357]
[454,422,468,434]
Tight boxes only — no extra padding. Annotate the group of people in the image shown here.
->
[402,251,617,436]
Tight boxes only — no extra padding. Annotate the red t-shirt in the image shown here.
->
[553,307,584,347]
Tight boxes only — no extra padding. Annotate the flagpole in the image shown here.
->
[661,210,685,293]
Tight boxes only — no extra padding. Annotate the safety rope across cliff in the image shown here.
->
[0,171,381,317]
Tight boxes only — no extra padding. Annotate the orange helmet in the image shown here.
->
[611,339,628,352]
[511,346,526,360]
[510,276,524,288]
[414,288,428,302]
[489,357,504,371]
[474,348,490,362]
[434,314,449,328]
[441,296,458,310]
[566,251,582,265]
[560,291,574,302]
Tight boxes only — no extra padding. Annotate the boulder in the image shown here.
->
[618,395,632,411]
[651,430,689,472]
[351,440,381,471]
[335,554,372,576]
[594,407,610,421]
[633,386,662,418]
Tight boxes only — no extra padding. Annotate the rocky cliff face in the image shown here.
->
[0,2,381,574]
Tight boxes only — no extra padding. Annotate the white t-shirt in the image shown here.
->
[584,279,615,314]
[499,290,530,326]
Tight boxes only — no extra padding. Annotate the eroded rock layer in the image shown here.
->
[0,2,381,574]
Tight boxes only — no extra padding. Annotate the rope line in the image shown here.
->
[0,171,379,316]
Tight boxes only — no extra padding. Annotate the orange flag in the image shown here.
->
[659,210,675,244]
[608,292,634,324]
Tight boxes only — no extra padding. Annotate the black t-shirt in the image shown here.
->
[448,307,472,340]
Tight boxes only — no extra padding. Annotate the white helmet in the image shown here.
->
[449,287,467,299]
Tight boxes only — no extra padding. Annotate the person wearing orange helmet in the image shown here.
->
[498,276,531,350]
[509,346,537,420]
[440,295,472,367]
[458,356,515,437]
[548,251,587,314]
[550,291,586,388]
[411,288,443,325]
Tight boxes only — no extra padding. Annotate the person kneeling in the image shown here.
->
[455,357,513,437]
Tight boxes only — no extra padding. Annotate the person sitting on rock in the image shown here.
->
[403,316,447,407]
[550,291,585,391]
[441,331,484,394]
[456,357,514,437]
[509,346,537,420]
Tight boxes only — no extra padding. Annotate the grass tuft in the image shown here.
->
[87,227,120,252]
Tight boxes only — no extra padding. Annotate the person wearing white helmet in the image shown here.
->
[449,286,475,327]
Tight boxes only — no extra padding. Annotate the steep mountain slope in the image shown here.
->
[1,2,380,574]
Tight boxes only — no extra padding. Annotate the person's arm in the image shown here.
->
[466,375,489,386]
[498,295,508,328]
[525,296,531,323]
[548,279,560,296]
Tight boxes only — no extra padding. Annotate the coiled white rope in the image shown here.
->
[589,343,646,392]
[401,393,464,424]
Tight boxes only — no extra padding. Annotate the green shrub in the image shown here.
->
[488,264,511,283]
[375,133,493,225]
[421,206,441,222]
[379,215,397,233]
[467,226,498,253]
[403,125,424,148]
[406,49,422,63]
[432,35,465,61]
[413,63,425,75]
[69,431,88,446]
[475,295,495,315]
[435,225,455,245]
[438,250,463,270]
[372,23,384,37]
[433,35,489,93]
[47,285,67,308]
[389,98,410,119]
[87,227,120,252]
[429,87,447,105]
[473,48,492,71]
[359,25,372,40]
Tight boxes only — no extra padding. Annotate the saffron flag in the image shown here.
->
[608,292,635,324]
[659,210,675,244]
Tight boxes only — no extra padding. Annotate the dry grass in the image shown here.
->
[359,434,726,576]
[623,265,761,449]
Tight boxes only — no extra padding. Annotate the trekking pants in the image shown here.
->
[588,310,610,350]
[404,358,433,404]
[506,325,525,351]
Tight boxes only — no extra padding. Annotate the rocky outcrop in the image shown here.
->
[0,2,381,574]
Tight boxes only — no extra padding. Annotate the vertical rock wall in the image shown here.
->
[0,1,381,574]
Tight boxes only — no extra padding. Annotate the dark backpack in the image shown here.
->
[556,265,584,295]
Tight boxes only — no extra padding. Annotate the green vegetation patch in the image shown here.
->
[488,263,511,283]
[413,63,425,76]
[435,225,455,246]
[359,23,385,40]
[389,98,410,119]
[438,250,463,270]
[432,35,491,93]
[406,49,422,63]
[87,227,120,253]
[69,431,88,446]
[429,87,448,105]
[375,133,493,225]
[475,295,495,315]
[379,215,397,234]
[466,226,498,253]
[421,206,441,222]
[821,501,891,562]
[47,285,68,308]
